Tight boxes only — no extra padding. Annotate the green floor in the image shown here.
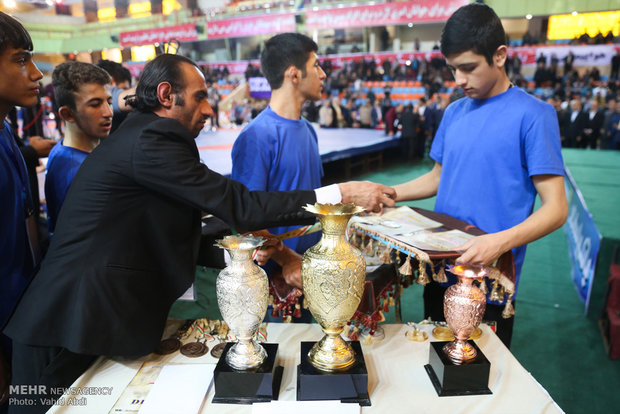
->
[172,148,620,413]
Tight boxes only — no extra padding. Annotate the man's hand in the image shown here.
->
[254,240,283,266]
[28,136,56,157]
[455,233,507,266]
[279,251,303,289]
[245,230,282,266]
[338,181,397,213]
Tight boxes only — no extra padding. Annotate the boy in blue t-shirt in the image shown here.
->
[232,33,327,320]
[393,4,568,347]
[45,62,113,232]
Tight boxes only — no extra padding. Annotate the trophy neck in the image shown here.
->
[317,213,353,236]
[226,249,255,264]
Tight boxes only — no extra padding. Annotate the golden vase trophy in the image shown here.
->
[301,203,366,370]
[297,203,370,405]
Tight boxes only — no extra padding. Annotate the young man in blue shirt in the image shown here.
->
[0,11,44,410]
[393,3,568,347]
[232,33,327,297]
[45,61,113,233]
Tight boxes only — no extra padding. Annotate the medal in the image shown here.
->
[180,319,210,358]
[155,320,194,355]
[210,342,227,359]
[155,337,181,355]
[180,341,208,357]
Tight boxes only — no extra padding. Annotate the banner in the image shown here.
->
[120,24,198,47]
[206,13,295,39]
[248,77,271,99]
[563,167,602,314]
[305,0,468,30]
[511,44,618,67]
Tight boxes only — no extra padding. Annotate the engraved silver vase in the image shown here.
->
[215,235,268,370]
[443,264,487,364]
[301,203,366,372]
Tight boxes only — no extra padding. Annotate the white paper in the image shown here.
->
[394,229,475,251]
[138,364,214,414]
[352,206,442,236]
[252,400,360,414]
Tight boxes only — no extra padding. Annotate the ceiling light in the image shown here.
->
[525,14,532,20]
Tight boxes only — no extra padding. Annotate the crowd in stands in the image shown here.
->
[9,48,620,155]
[220,48,620,154]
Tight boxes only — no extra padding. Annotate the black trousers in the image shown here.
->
[8,342,96,414]
[423,281,516,349]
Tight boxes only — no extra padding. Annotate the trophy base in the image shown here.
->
[297,341,371,406]
[212,342,283,404]
[424,340,492,397]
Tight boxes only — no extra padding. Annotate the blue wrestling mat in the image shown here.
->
[195,126,400,176]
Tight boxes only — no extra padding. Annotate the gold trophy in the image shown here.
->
[297,203,370,405]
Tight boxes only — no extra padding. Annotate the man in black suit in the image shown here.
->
[398,103,421,160]
[584,99,605,149]
[562,98,588,148]
[4,54,396,413]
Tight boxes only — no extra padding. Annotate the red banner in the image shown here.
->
[305,0,468,30]
[120,24,198,47]
[206,13,296,39]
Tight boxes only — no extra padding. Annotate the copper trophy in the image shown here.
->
[424,263,492,396]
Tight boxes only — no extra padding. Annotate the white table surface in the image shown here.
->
[47,323,563,414]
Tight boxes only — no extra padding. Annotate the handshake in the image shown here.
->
[250,180,397,290]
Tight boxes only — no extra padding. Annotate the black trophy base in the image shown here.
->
[212,342,283,404]
[297,341,371,406]
[425,340,492,397]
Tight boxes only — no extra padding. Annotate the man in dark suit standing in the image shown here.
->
[398,103,420,160]
[4,53,396,413]
[584,99,605,149]
[562,98,588,148]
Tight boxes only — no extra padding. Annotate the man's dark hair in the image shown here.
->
[440,3,506,65]
[128,53,198,112]
[260,33,318,90]
[52,61,111,109]
[117,66,132,86]
[96,59,132,86]
[0,11,33,54]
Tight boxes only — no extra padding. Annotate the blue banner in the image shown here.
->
[563,167,602,313]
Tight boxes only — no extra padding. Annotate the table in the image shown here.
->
[47,324,562,414]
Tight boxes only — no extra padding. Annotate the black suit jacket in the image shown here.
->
[5,111,315,356]
[562,110,588,146]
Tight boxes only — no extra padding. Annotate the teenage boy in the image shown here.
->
[232,33,326,295]
[0,11,44,412]
[45,61,113,232]
[393,3,568,347]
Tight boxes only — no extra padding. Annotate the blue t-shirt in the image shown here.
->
[430,86,564,297]
[231,106,323,254]
[0,121,33,330]
[45,139,89,232]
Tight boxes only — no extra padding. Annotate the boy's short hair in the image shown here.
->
[260,33,318,90]
[96,59,131,86]
[0,11,33,54]
[52,62,112,109]
[440,3,507,65]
